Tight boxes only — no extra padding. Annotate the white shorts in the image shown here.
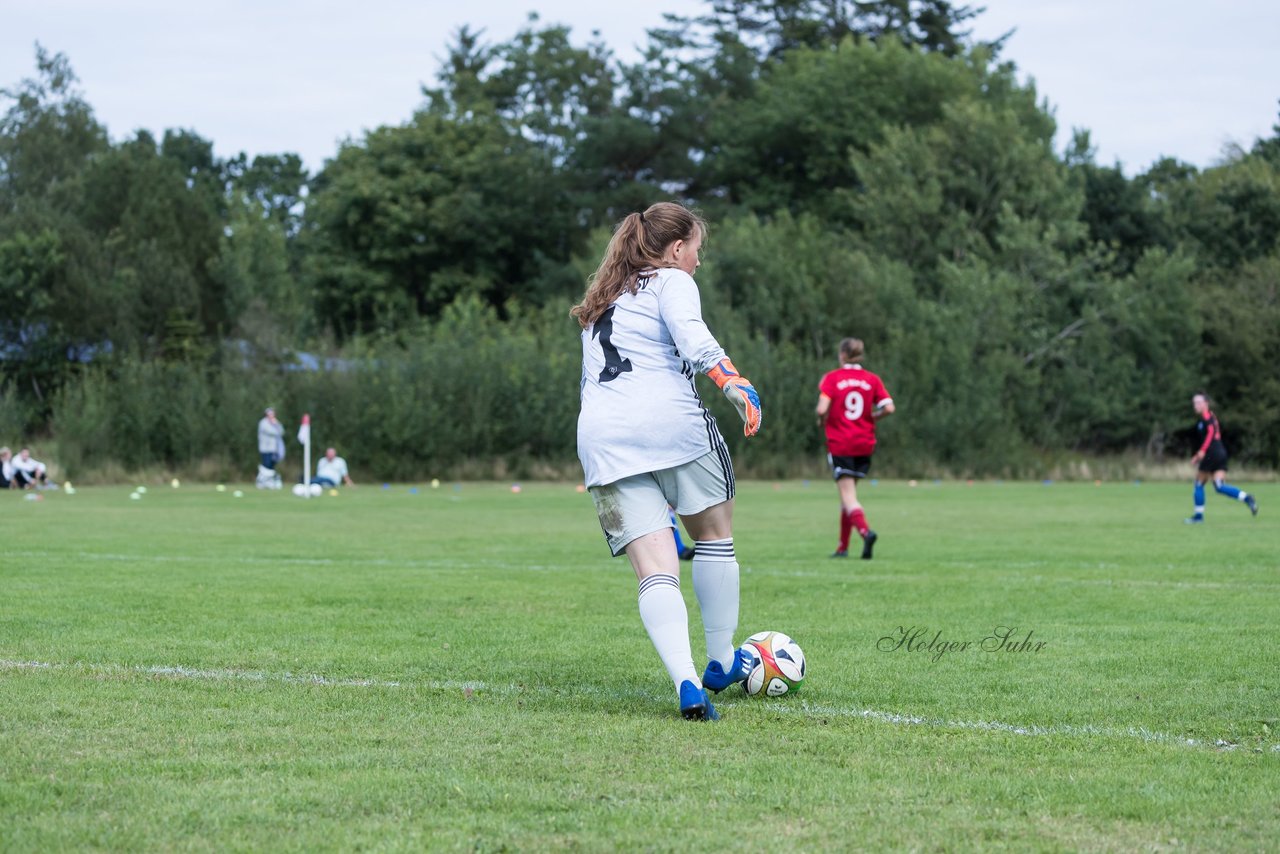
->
[590,449,735,556]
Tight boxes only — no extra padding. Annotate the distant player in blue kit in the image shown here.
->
[572,202,762,721]
[1185,392,1258,524]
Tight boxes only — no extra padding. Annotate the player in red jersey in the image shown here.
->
[816,338,895,559]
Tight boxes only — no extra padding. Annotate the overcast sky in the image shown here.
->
[2,0,1276,175]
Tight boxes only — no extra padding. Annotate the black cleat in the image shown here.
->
[861,530,877,560]
[1246,495,1258,517]
[678,546,696,561]
[831,549,849,558]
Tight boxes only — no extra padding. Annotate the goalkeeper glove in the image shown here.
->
[708,359,762,437]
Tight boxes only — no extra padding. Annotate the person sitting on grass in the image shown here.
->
[312,447,355,488]
[10,447,54,489]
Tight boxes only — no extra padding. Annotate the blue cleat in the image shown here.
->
[702,646,755,694]
[1183,515,1204,524]
[678,680,720,721]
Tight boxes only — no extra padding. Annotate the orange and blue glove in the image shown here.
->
[708,359,762,437]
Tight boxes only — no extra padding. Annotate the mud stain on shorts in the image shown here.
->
[591,483,624,534]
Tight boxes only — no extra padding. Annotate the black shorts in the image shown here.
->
[829,454,872,480]
[1198,445,1228,473]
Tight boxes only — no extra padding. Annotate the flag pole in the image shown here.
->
[300,413,311,499]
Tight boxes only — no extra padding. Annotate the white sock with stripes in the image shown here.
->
[692,538,739,669]
[637,574,698,690]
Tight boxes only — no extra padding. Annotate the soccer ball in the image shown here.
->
[308,483,323,497]
[740,631,806,697]
[291,484,306,497]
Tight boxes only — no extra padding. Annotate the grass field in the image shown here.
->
[3,479,1277,851]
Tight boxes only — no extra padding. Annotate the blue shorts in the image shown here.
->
[260,453,279,470]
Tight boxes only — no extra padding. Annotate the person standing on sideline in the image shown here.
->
[256,407,285,489]
[816,338,895,559]
[1185,392,1258,523]
[573,201,763,722]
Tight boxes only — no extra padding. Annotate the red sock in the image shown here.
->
[838,510,853,552]
[851,508,869,538]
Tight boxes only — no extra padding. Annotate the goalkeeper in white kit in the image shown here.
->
[572,201,762,721]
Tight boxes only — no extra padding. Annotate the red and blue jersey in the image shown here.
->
[1196,410,1225,456]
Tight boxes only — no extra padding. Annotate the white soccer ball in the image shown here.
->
[739,631,806,697]
[309,483,323,497]
[291,484,306,497]
[129,492,142,501]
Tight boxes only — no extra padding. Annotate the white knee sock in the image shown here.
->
[637,574,698,690]
[692,538,739,669]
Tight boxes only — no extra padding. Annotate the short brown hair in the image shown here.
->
[839,338,864,363]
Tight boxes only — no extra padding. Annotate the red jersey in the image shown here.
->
[819,364,892,456]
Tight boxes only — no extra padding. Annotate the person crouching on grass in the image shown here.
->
[816,338,895,559]
[572,201,762,722]
[10,447,54,489]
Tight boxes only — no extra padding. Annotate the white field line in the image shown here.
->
[4,659,1276,754]
[0,659,476,691]
[7,550,562,572]
[10,550,1280,590]
[771,702,1280,753]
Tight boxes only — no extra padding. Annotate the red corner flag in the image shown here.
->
[297,414,310,445]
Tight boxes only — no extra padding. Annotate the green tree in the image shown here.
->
[1249,104,1280,166]
[0,45,106,208]
[222,152,307,232]
[0,47,109,402]
[705,40,1013,217]
[1065,130,1172,274]
[656,0,984,62]
[213,151,310,348]
[1199,254,1280,463]
[77,130,226,349]
[303,108,574,337]
[1176,152,1280,270]
[427,18,616,163]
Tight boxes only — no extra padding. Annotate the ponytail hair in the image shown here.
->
[839,337,865,363]
[571,202,707,328]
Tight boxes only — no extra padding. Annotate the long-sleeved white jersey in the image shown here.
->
[576,267,729,487]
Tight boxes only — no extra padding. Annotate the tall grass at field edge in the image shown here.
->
[9,441,1275,486]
